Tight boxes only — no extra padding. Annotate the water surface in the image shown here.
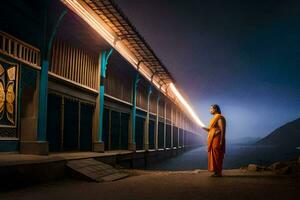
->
[147,144,300,170]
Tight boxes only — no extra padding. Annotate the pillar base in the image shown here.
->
[20,141,49,155]
[128,143,136,151]
[93,141,105,152]
[144,144,149,151]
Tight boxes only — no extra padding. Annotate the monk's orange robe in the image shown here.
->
[207,114,226,175]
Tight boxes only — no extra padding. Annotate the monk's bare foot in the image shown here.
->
[210,172,222,177]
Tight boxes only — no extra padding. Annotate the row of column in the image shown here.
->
[88,51,188,152]
[25,6,195,155]
[118,71,187,151]
[36,40,190,154]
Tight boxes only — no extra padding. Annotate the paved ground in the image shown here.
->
[1,169,299,200]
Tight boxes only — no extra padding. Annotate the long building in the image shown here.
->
[0,0,204,154]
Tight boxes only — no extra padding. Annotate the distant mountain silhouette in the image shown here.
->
[228,137,261,145]
[256,118,300,149]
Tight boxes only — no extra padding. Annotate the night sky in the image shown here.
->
[115,0,300,141]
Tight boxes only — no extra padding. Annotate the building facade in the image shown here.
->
[0,0,204,154]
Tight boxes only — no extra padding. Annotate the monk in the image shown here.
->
[202,104,226,177]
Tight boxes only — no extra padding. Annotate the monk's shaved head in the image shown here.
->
[211,104,221,114]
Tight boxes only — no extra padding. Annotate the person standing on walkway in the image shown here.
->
[202,104,226,177]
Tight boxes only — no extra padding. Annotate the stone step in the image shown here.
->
[67,158,129,182]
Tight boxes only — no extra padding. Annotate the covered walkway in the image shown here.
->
[0,0,205,155]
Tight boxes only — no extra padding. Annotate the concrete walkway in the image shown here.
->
[0,169,299,200]
[0,151,133,167]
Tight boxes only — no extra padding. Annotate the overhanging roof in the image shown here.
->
[82,0,174,87]
[61,0,205,129]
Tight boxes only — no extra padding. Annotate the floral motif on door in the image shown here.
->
[0,58,18,128]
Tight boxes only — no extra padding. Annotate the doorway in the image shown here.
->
[103,108,129,150]
[47,93,93,152]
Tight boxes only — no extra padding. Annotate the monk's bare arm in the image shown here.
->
[218,119,225,145]
[202,127,209,132]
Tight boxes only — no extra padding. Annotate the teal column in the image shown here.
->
[37,60,49,141]
[37,10,67,141]
[183,117,186,147]
[144,85,152,150]
[171,106,173,148]
[178,111,181,148]
[98,49,113,142]
[130,73,140,148]
[154,95,160,150]
[163,101,167,149]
